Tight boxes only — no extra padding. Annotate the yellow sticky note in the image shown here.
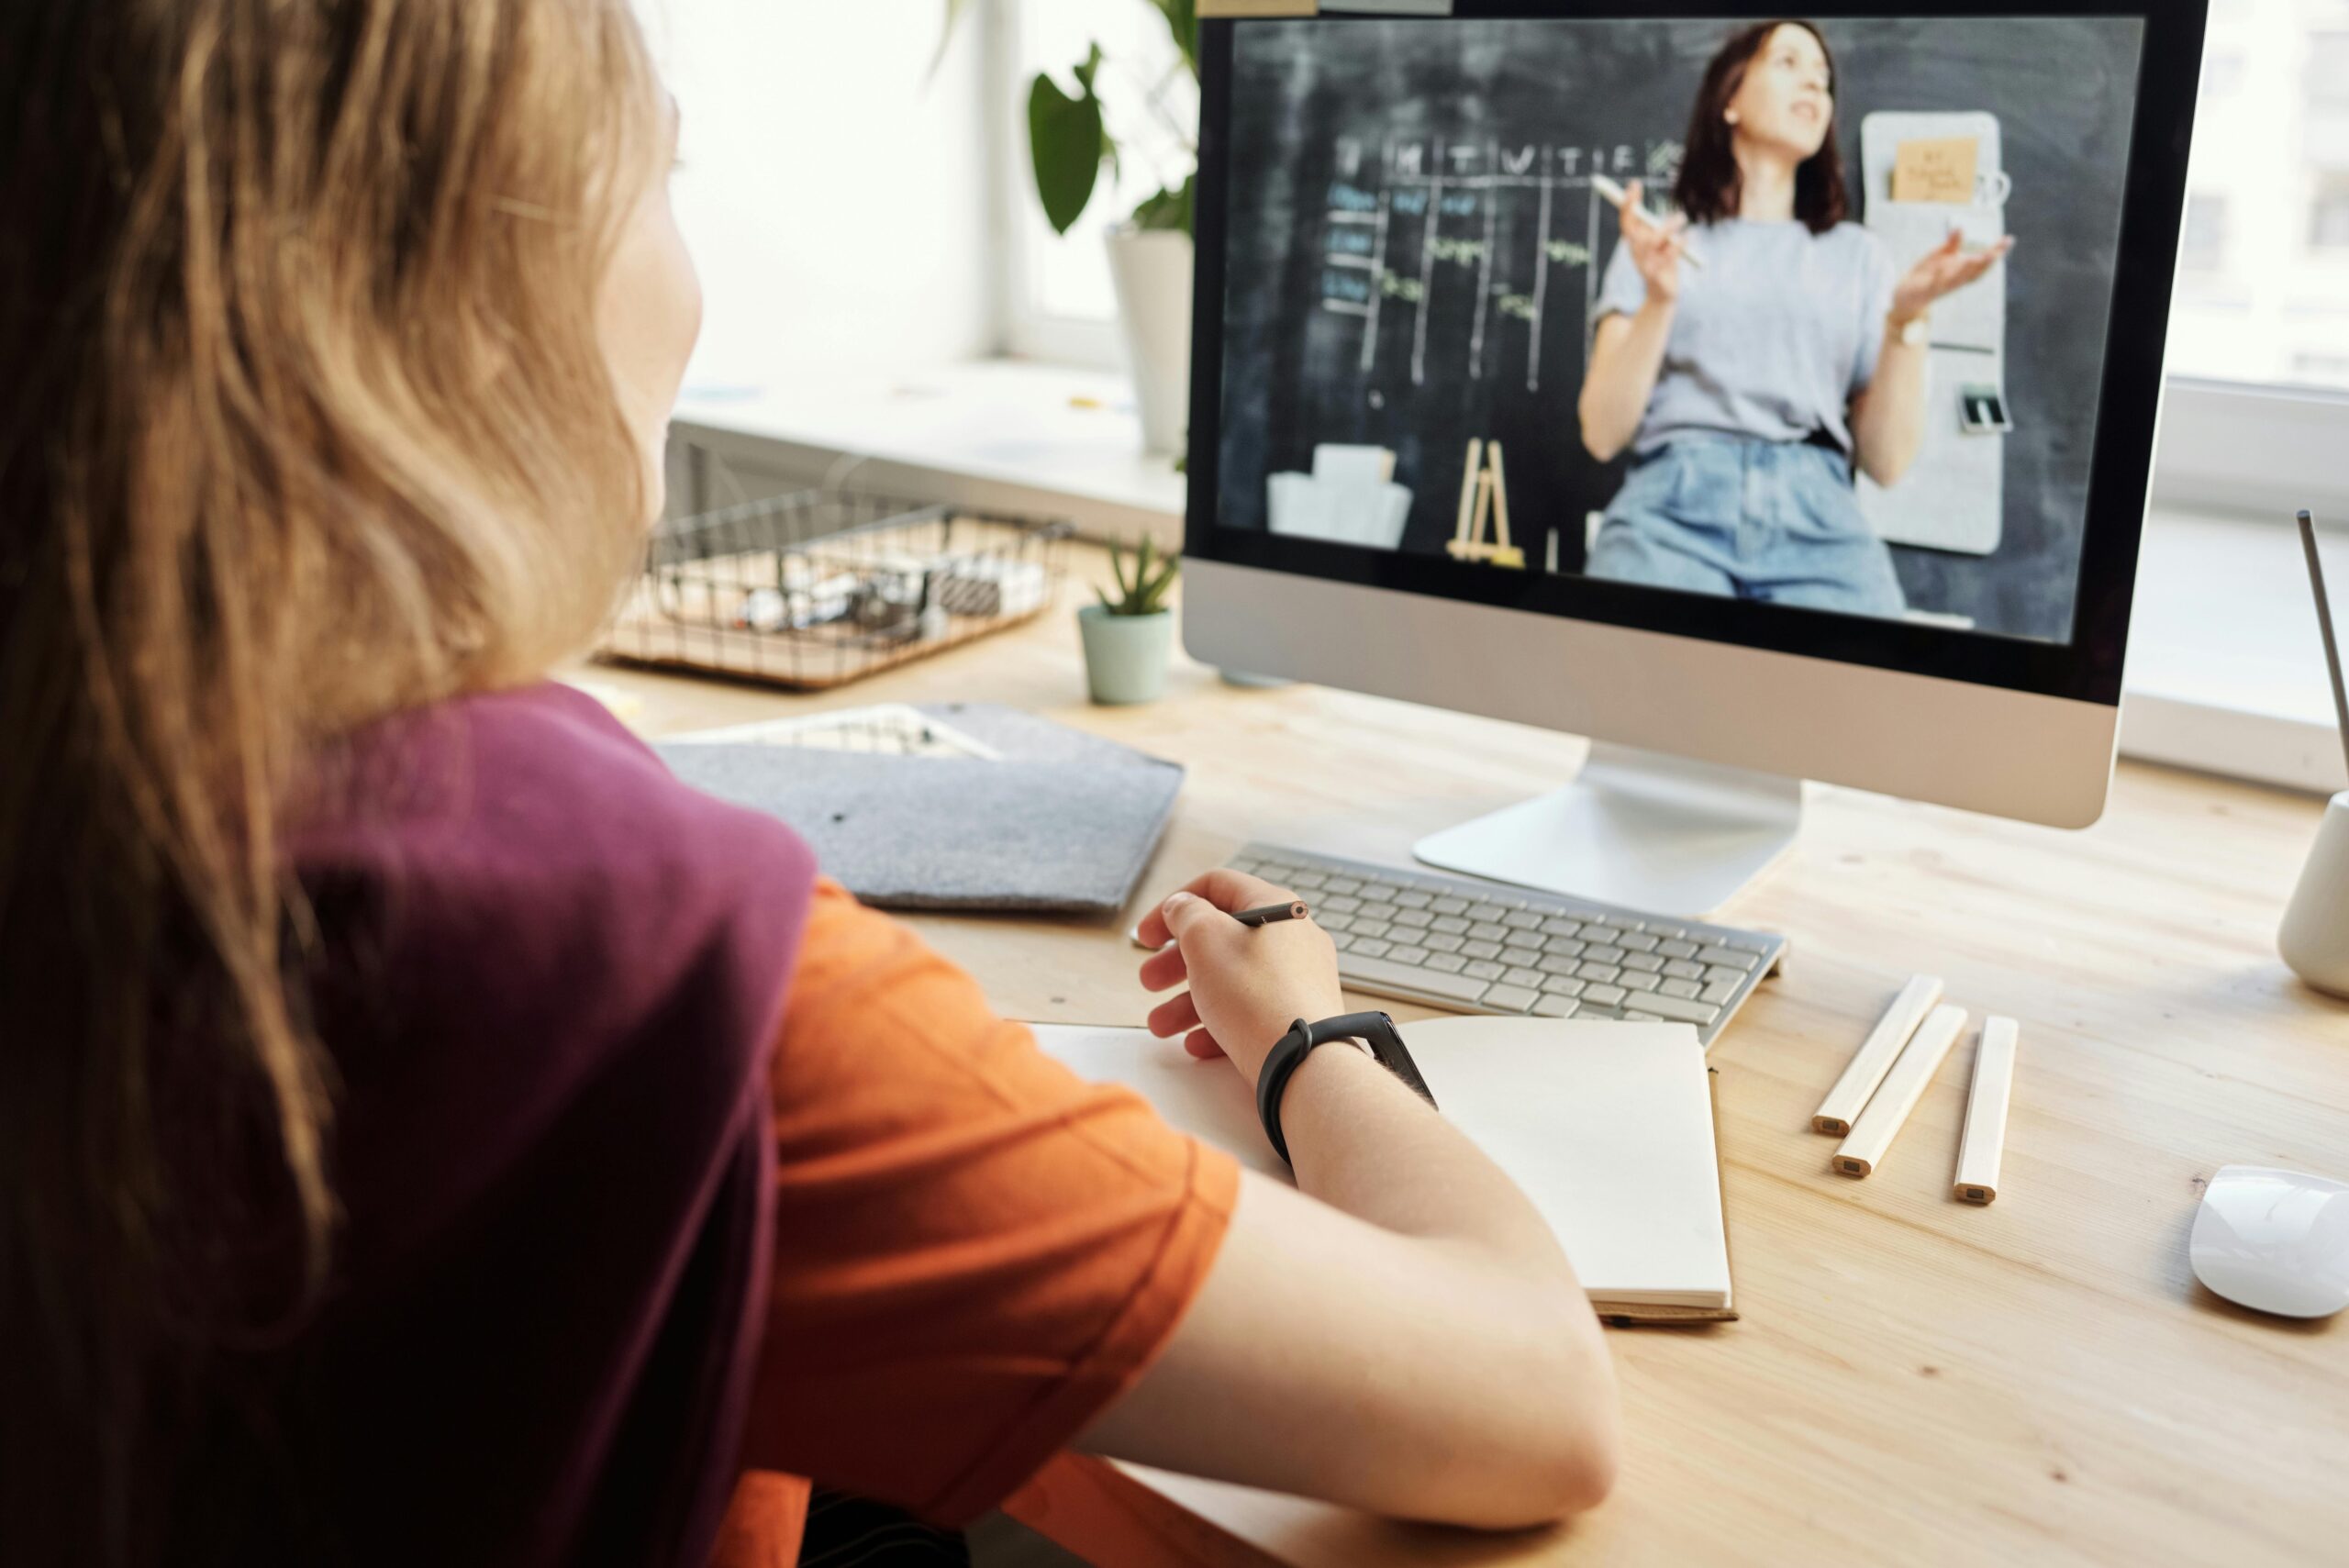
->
[1893,137,1979,205]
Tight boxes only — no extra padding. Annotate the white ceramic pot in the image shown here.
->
[2280,791,2349,998]
[1078,606,1175,706]
[1104,227,1193,458]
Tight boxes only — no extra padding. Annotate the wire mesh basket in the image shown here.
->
[595,489,1073,690]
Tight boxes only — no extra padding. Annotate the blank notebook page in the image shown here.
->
[1032,1017,1730,1310]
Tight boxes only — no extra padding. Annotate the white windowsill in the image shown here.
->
[669,357,2349,797]
[670,360,1185,544]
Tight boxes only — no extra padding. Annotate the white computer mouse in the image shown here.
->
[2188,1165,2349,1318]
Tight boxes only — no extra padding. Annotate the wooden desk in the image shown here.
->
[577,550,2348,1568]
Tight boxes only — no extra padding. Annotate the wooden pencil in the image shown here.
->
[1833,1004,1966,1177]
[1812,974,1943,1135]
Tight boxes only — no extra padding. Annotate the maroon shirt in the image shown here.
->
[185,684,816,1565]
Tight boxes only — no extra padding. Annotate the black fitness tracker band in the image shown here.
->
[1255,1011,1438,1165]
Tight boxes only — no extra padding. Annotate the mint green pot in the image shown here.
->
[1078,606,1175,706]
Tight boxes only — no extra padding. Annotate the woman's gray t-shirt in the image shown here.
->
[1594,217,1898,457]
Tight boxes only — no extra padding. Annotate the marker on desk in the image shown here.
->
[1591,174,1706,270]
[1813,974,1943,1136]
[1235,900,1310,929]
[1954,1017,2021,1204]
[1833,1004,1966,1178]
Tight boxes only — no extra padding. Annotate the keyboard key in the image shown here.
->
[1424,932,1465,954]
[1616,932,1661,953]
[1501,946,1542,968]
[1597,915,1644,932]
[1580,1004,1626,1020]
[1659,978,1703,1000]
[1395,890,1431,909]
[1621,952,1665,974]
[1319,913,1353,934]
[1576,961,1622,983]
[1542,936,1587,958]
[1464,960,1508,981]
[1540,917,1583,938]
[1484,984,1541,1013]
[1321,877,1360,895]
[1664,960,1706,981]
[1468,903,1509,922]
[1392,908,1433,929]
[1330,932,1354,952]
[1341,954,1490,1006]
[1386,945,1429,967]
[1584,984,1628,1007]
[1427,952,1468,973]
[1353,939,1391,960]
[1532,994,1582,1018]
[1463,940,1503,961]
[1353,920,1392,940]
[1584,944,1626,967]
[1721,933,1773,953]
[1431,915,1471,935]
[1539,953,1585,977]
[1700,980,1740,1006]
[1698,945,1756,969]
[1620,971,1661,994]
[1431,897,1471,916]
[1621,991,1721,1026]
[1645,923,1687,940]
[1505,966,1546,988]
[1469,921,1508,941]
[1503,911,1543,931]
[1657,940,1700,961]
[1704,964,1747,985]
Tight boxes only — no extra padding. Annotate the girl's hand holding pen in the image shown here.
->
[1135,869,1347,1086]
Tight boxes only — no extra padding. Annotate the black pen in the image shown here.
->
[1234,900,1311,928]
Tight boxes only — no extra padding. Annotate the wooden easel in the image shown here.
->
[1444,439,1526,571]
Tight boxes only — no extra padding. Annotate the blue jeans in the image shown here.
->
[1586,437,1908,617]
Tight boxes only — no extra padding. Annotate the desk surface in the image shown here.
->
[578,549,2347,1568]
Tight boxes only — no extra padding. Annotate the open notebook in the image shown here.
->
[1032,1018,1735,1324]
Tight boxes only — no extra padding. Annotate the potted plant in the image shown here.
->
[944,0,1198,456]
[1080,536,1181,705]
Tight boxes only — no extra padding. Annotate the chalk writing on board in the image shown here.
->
[1321,136,1685,393]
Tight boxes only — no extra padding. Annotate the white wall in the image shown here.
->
[635,1,1001,392]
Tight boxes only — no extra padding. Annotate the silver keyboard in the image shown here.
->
[1227,842,1787,1048]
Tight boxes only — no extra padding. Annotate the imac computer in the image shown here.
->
[1182,0,2204,916]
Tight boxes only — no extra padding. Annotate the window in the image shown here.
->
[2309,33,2349,114]
[999,0,1195,363]
[2313,172,2349,252]
[2181,193,2230,272]
[2170,1,2349,396]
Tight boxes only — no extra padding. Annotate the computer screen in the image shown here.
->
[1190,4,2199,704]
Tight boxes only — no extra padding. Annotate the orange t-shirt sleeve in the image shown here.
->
[734,879,1241,1527]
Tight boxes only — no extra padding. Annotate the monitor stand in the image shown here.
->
[1413,743,1803,917]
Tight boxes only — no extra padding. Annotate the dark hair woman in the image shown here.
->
[1575,19,2013,616]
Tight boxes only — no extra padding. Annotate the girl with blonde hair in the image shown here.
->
[0,5,1619,1563]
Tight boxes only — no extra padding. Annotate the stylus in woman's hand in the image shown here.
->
[1597,175,1705,277]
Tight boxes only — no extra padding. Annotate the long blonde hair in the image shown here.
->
[0,3,662,1559]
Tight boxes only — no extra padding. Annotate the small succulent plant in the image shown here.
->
[1097,535,1179,617]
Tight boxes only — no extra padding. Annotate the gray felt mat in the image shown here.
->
[657,704,1184,915]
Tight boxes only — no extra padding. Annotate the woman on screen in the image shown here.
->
[1576,18,2011,616]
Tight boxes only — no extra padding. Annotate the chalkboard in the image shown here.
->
[1213,16,2143,642]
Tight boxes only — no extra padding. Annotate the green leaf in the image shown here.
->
[1130,172,1195,236]
[1029,50,1109,237]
